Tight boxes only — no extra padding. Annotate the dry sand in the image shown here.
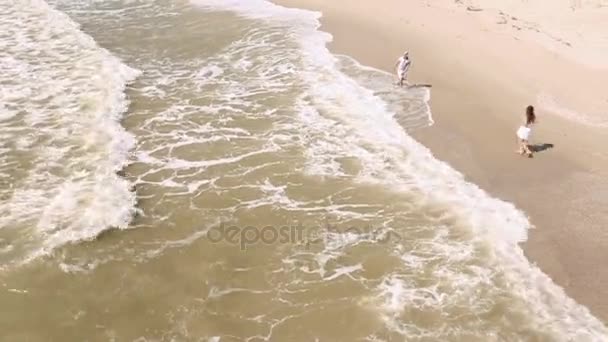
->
[274,0,608,322]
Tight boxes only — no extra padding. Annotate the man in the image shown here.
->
[394,51,411,87]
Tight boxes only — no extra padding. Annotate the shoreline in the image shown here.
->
[273,0,608,322]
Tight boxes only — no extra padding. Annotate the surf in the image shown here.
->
[0,0,606,339]
[188,0,608,339]
[0,0,140,267]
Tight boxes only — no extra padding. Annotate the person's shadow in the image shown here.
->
[529,143,554,153]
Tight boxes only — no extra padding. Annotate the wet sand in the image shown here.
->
[274,0,608,322]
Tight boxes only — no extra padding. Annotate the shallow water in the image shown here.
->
[0,0,606,340]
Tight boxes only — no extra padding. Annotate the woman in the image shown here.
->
[516,105,536,157]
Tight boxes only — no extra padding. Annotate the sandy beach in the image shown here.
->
[274,0,608,322]
[3,1,608,339]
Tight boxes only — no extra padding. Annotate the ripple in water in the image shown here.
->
[0,0,139,267]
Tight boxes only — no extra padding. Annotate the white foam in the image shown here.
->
[190,0,608,338]
[7,288,29,294]
[0,0,140,266]
[208,287,271,299]
[191,0,322,24]
[323,264,363,281]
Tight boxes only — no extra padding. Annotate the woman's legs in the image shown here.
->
[520,139,532,156]
[516,138,525,154]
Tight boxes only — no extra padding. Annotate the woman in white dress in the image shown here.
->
[516,105,537,157]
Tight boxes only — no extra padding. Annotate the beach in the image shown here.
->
[274,0,608,321]
[1,0,608,340]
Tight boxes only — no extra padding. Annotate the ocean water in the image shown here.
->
[0,0,606,341]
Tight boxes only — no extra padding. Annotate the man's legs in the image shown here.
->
[399,72,408,87]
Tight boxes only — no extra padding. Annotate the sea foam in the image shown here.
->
[189,0,608,339]
[0,0,140,266]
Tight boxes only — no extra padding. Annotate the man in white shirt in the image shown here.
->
[394,51,411,87]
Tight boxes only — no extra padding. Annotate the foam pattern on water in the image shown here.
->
[186,0,607,340]
[6,0,606,340]
[0,0,139,266]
